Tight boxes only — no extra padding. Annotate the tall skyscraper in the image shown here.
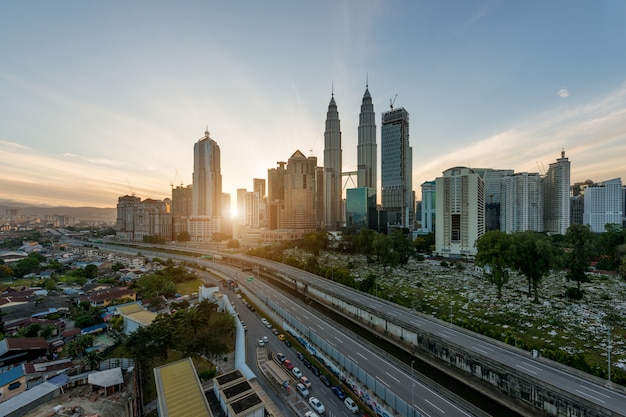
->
[284,150,319,230]
[357,84,376,189]
[543,150,571,235]
[189,129,222,241]
[473,168,515,231]
[192,129,222,218]
[500,172,543,233]
[583,178,623,232]
[324,92,342,230]
[381,107,413,230]
[435,167,485,257]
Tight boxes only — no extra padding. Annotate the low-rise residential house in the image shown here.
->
[0,365,26,403]
[0,338,49,368]
[2,317,64,338]
[113,302,157,335]
[23,358,76,389]
[83,287,136,308]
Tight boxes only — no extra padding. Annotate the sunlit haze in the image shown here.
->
[1,1,625,208]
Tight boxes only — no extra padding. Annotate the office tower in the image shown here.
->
[268,162,286,202]
[192,129,222,218]
[583,178,623,232]
[500,173,543,233]
[190,129,222,240]
[419,181,436,234]
[253,178,267,226]
[435,167,485,257]
[171,185,192,237]
[357,84,376,189]
[244,191,260,228]
[474,168,515,231]
[267,162,286,230]
[543,150,571,235]
[237,188,247,224]
[284,150,319,230]
[324,92,342,230]
[381,107,413,230]
[345,187,377,230]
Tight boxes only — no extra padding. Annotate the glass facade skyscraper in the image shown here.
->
[381,107,413,230]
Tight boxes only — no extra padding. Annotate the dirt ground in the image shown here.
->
[26,386,130,417]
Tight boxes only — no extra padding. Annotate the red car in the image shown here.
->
[283,359,295,370]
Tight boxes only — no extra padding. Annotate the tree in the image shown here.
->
[84,350,102,371]
[13,257,40,277]
[564,224,595,293]
[597,224,625,270]
[475,231,512,298]
[227,239,240,249]
[84,264,99,279]
[0,264,14,280]
[509,231,561,302]
[389,229,414,267]
[176,231,191,242]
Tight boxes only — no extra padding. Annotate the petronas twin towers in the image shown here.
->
[323,84,378,230]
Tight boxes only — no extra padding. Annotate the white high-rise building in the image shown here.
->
[543,150,570,235]
[500,173,543,233]
[583,178,623,232]
[435,167,485,257]
[419,181,436,233]
[357,84,376,190]
[324,93,342,230]
[245,190,260,229]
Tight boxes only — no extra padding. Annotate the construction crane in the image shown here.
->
[170,169,183,189]
[126,178,136,197]
[389,94,398,110]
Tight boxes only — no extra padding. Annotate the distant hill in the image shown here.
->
[1,200,116,222]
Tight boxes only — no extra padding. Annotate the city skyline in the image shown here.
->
[1,2,626,209]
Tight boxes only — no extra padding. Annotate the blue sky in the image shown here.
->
[1,1,625,208]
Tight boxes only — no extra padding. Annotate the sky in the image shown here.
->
[1,1,626,209]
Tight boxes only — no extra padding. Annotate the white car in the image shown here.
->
[344,397,359,413]
[304,412,319,417]
[292,367,303,379]
[296,382,309,397]
[258,339,265,347]
[262,336,269,343]
[308,397,325,414]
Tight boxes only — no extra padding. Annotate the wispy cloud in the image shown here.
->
[557,88,570,98]
[418,83,626,183]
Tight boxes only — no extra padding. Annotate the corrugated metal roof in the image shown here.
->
[154,357,211,417]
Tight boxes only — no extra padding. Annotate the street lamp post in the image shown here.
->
[411,360,415,417]
[606,329,611,382]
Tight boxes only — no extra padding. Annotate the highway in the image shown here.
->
[232,253,626,417]
[231,261,488,417]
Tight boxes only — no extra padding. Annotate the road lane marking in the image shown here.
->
[437,332,452,339]
[357,352,368,360]
[348,355,358,364]
[575,389,606,403]
[415,405,431,417]
[516,364,538,375]
[376,376,390,388]
[471,346,491,355]
[579,385,611,399]
[385,372,400,383]
[334,336,344,344]
[424,399,445,413]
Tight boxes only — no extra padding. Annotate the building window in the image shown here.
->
[451,214,461,241]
